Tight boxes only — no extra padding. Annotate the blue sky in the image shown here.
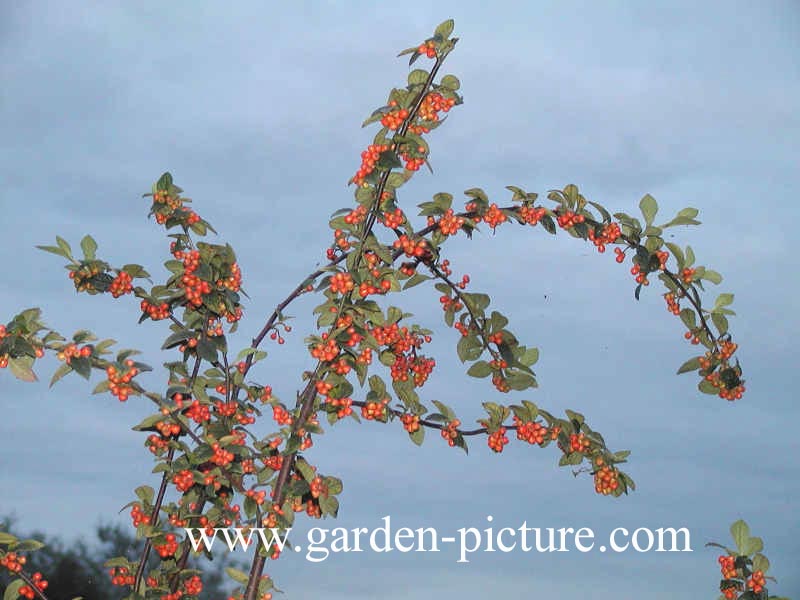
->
[1,2,798,598]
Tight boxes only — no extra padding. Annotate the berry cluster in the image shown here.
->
[593,459,620,495]
[372,323,435,387]
[441,418,461,446]
[587,222,621,253]
[397,145,427,172]
[343,204,367,225]
[514,417,547,445]
[154,533,179,558]
[141,299,171,320]
[663,292,681,315]
[381,102,409,130]
[185,399,211,423]
[481,203,507,230]
[0,551,25,573]
[353,143,390,186]
[438,208,465,236]
[245,488,268,505]
[361,398,389,421]
[329,272,354,295]
[155,419,181,439]
[487,426,509,452]
[718,555,737,579]
[310,333,340,362]
[417,40,436,58]
[130,502,152,526]
[109,271,134,297]
[519,205,547,225]
[310,476,328,499]
[18,572,48,599]
[68,261,109,294]
[393,235,428,258]
[109,566,135,586]
[704,366,745,401]
[629,262,649,286]
[272,404,294,426]
[176,249,211,308]
[183,574,203,595]
[327,396,353,419]
[150,188,202,229]
[491,372,510,393]
[555,209,585,229]
[400,413,421,433]
[172,469,195,493]
[106,360,139,401]
[747,570,766,595]
[382,208,405,229]
[418,92,455,122]
[569,433,591,453]
[56,342,92,363]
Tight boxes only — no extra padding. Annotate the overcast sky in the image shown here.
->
[1,2,798,599]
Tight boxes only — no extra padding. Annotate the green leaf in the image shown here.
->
[377,150,402,169]
[730,519,750,553]
[132,413,163,431]
[456,335,483,362]
[70,356,91,380]
[409,427,424,446]
[564,409,584,426]
[49,362,73,387]
[714,293,735,309]
[14,539,45,551]
[742,536,763,556]
[519,347,539,367]
[466,361,492,378]
[196,339,218,363]
[559,452,584,466]
[162,330,193,350]
[685,245,696,267]
[431,400,454,420]
[660,207,701,228]
[295,458,316,483]
[0,532,18,544]
[36,245,68,259]
[408,69,429,86]
[440,74,460,91]
[56,236,73,258]
[588,201,612,223]
[462,292,490,312]
[665,242,685,268]
[639,194,658,226]
[9,356,37,382]
[225,567,250,585]
[403,273,430,289]
[4,579,24,600]
[489,311,508,332]
[135,485,154,504]
[319,495,339,517]
[711,313,729,336]
[698,380,718,395]
[506,372,537,391]
[752,553,770,574]
[434,19,454,40]
[676,356,701,374]
[662,216,701,228]
[703,270,723,285]
[80,235,98,260]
